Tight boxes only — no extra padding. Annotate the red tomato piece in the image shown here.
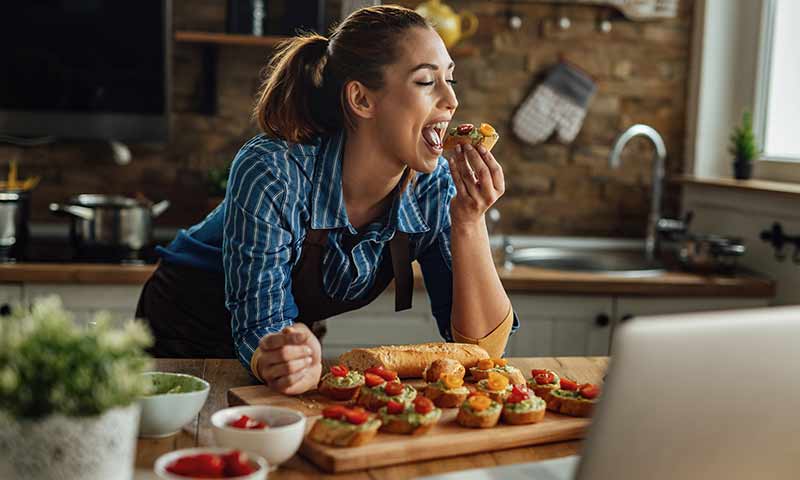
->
[506,385,529,404]
[345,408,369,425]
[377,369,398,382]
[365,366,386,376]
[229,415,252,429]
[193,453,225,477]
[364,372,385,387]
[534,372,555,385]
[222,451,256,477]
[457,123,474,135]
[384,382,404,396]
[330,365,349,377]
[249,420,268,430]
[386,400,405,415]
[166,457,199,476]
[322,405,348,420]
[579,384,601,399]
[560,378,579,391]
[531,369,549,377]
[413,396,434,414]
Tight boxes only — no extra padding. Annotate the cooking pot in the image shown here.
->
[49,194,170,251]
[0,190,30,260]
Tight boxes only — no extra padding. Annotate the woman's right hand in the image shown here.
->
[255,323,322,395]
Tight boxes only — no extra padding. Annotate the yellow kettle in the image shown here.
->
[415,0,478,48]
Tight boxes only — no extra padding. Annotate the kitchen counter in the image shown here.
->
[0,261,776,298]
[135,357,603,479]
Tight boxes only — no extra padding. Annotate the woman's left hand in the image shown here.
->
[447,143,505,228]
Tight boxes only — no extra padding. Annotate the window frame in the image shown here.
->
[754,0,800,173]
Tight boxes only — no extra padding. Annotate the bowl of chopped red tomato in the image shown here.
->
[155,447,268,479]
[211,405,306,469]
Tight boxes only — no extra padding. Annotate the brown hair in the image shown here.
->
[253,5,430,144]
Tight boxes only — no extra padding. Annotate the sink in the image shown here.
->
[509,247,665,277]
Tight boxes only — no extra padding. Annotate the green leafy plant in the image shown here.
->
[728,111,760,162]
[0,296,154,419]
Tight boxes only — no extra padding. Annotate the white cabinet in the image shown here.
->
[23,284,143,327]
[506,295,613,357]
[322,291,441,360]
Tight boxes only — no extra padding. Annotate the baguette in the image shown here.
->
[339,343,489,378]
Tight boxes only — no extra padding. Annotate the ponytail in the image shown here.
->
[252,6,430,144]
[253,34,331,144]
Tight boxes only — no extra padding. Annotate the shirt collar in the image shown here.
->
[310,131,430,236]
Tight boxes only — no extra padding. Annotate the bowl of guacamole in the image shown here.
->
[138,372,210,438]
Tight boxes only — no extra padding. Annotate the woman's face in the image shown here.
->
[370,27,458,174]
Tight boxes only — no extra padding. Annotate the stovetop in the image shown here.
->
[1,237,162,265]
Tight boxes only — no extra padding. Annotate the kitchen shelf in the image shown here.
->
[673,175,800,198]
[174,31,289,48]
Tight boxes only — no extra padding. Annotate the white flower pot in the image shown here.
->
[0,403,141,480]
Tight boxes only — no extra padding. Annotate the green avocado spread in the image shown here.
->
[324,371,364,388]
[378,405,441,426]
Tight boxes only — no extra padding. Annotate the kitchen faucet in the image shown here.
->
[608,124,667,262]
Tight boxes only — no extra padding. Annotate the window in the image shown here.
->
[755,0,800,162]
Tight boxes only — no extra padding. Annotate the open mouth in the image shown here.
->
[421,121,448,153]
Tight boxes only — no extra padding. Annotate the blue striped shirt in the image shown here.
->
[158,131,518,371]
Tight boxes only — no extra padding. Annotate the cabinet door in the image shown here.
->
[507,295,614,357]
[322,291,441,360]
[24,284,144,327]
[615,296,771,324]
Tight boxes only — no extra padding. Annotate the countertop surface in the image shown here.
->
[0,261,776,297]
[135,357,604,480]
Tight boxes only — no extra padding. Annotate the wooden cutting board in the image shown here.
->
[228,357,607,473]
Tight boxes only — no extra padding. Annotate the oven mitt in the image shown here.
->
[512,61,596,145]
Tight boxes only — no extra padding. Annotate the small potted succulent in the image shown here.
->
[0,296,153,480]
[729,111,760,180]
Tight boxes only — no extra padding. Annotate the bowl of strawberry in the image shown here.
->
[155,447,267,479]
[211,406,306,470]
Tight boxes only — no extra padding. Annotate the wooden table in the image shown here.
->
[136,357,607,479]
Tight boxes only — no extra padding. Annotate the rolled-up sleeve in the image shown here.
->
[416,158,519,347]
[223,148,299,371]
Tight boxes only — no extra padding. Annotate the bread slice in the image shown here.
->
[502,407,545,425]
[425,384,469,408]
[498,366,526,386]
[529,383,558,402]
[378,409,441,435]
[422,358,465,383]
[318,380,361,401]
[546,392,596,418]
[339,343,489,378]
[356,384,417,412]
[307,418,381,447]
[456,406,501,428]
[442,127,500,152]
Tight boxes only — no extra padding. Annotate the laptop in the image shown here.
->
[420,306,800,480]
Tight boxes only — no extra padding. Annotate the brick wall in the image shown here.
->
[2,0,693,237]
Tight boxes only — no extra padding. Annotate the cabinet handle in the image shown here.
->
[621,314,634,323]
[0,304,10,316]
[595,313,610,327]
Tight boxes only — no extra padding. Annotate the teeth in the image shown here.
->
[424,121,449,130]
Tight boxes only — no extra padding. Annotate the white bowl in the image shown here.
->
[138,372,210,438]
[154,447,268,480]
[211,406,306,469]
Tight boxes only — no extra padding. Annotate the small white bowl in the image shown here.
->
[211,406,306,469]
[138,372,210,438]
[154,447,268,480]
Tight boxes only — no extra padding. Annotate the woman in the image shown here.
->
[136,5,519,395]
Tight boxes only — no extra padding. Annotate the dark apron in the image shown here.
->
[136,228,413,358]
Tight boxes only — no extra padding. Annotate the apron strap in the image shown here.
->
[390,231,413,311]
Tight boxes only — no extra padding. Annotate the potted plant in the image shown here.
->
[0,296,153,480]
[728,111,760,180]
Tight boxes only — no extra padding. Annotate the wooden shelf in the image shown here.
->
[672,175,800,198]
[174,31,289,48]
